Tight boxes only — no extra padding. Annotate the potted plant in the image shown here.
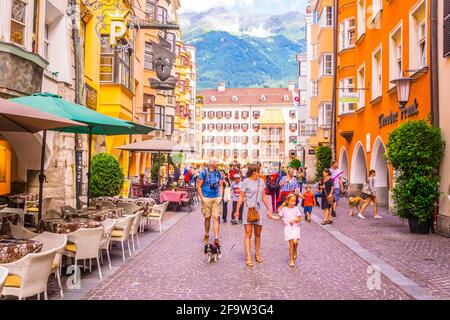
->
[90,153,125,198]
[387,120,444,234]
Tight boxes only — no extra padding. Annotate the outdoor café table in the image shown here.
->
[160,190,188,209]
[0,235,43,264]
[39,218,102,234]
[67,208,125,221]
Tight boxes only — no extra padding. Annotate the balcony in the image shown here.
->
[260,135,282,143]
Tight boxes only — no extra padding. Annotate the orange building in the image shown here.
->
[336,0,431,206]
[309,0,335,148]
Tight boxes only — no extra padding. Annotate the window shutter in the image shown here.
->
[444,1,450,57]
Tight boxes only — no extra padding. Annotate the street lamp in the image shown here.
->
[391,77,413,108]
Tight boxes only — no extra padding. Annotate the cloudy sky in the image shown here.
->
[179,0,308,14]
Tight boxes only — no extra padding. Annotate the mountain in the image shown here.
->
[180,8,306,90]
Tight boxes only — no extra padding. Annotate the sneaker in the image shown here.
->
[239,220,243,224]
[357,213,365,219]
[222,219,227,223]
[374,215,383,219]
[231,219,238,225]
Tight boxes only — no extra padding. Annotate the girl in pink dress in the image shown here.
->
[276,193,302,267]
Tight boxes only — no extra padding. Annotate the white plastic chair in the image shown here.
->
[0,266,8,296]
[9,224,38,240]
[110,215,134,261]
[129,211,142,252]
[100,219,117,270]
[147,202,169,233]
[0,249,56,300]
[63,227,104,284]
[31,232,67,298]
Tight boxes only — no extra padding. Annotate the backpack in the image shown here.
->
[267,176,281,193]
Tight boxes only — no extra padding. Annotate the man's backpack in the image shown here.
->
[267,176,281,193]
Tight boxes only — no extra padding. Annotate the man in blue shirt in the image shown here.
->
[197,160,223,244]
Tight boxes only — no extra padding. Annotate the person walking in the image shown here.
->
[277,167,300,208]
[321,169,334,225]
[197,160,224,245]
[301,185,316,222]
[234,164,273,267]
[314,177,324,208]
[274,193,302,267]
[266,171,281,212]
[221,173,231,223]
[173,165,181,184]
[330,161,344,217]
[358,170,382,219]
[230,174,244,224]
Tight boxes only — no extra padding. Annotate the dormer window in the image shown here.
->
[210,96,216,102]
[260,95,267,101]
[232,96,238,102]
[284,95,290,101]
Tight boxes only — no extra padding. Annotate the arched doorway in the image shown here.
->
[338,147,349,180]
[349,142,368,195]
[370,137,389,206]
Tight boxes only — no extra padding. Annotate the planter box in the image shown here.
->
[408,218,431,234]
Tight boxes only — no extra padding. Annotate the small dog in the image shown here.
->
[348,196,364,216]
[204,241,221,263]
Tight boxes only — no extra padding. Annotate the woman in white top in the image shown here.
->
[358,169,382,219]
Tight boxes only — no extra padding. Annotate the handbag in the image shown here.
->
[247,180,261,223]
[223,186,231,203]
[326,194,334,205]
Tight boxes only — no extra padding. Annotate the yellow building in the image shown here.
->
[174,32,193,146]
[81,0,136,174]
[308,0,334,148]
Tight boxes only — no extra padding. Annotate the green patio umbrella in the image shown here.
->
[9,93,141,215]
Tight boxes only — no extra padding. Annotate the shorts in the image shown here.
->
[303,206,313,214]
[333,188,341,202]
[361,193,375,201]
[201,197,222,218]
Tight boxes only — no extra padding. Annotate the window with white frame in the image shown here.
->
[357,0,366,39]
[320,53,333,76]
[299,60,307,76]
[43,24,50,60]
[320,6,333,28]
[144,42,154,70]
[300,90,307,105]
[389,24,402,87]
[340,18,356,50]
[371,45,382,100]
[339,78,356,114]
[311,80,319,96]
[357,64,366,108]
[100,44,114,82]
[10,0,28,46]
[319,103,332,128]
[312,43,319,60]
[409,1,427,69]
[372,0,382,21]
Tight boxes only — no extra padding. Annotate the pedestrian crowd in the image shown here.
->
[193,159,381,268]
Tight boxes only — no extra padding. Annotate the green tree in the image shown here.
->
[90,153,124,198]
[289,158,302,170]
[386,120,444,223]
[315,146,332,180]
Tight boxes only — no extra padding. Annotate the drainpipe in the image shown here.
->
[70,0,83,209]
[430,0,440,229]
[331,0,338,159]
[430,0,439,127]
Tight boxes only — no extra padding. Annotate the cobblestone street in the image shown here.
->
[83,204,419,300]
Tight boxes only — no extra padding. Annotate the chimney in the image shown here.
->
[288,81,295,91]
[218,82,225,92]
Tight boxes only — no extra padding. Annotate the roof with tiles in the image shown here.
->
[199,87,294,106]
